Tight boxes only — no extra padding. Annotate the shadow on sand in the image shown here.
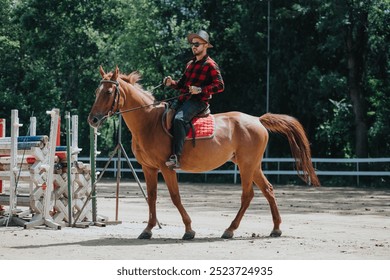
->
[11,235,283,249]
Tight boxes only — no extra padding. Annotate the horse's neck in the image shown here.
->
[120,86,161,135]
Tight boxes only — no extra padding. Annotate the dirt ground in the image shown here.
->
[0,179,389,260]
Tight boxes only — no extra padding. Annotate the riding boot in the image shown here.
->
[165,154,181,169]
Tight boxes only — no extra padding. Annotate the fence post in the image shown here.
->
[356,161,360,187]
[234,164,238,184]
[0,118,5,206]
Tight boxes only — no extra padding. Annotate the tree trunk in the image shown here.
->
[345,7,369,158]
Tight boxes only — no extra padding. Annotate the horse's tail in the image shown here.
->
[259,113,320,186]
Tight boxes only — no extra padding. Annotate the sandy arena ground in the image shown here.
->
[0,179,389,260]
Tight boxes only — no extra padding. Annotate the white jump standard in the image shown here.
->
[0,109,93,229]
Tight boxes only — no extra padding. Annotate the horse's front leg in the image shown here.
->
[161,168,195,240]
[138,167,159,239]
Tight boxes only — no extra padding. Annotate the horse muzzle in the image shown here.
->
[88,113,107,128]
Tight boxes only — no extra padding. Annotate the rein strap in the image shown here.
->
[114,93,190,116]
[99,79,190,116]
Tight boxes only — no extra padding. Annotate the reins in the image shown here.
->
[99,79,189,116]
[113,93,189,116]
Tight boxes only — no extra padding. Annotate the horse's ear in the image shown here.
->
[99,65,105,78]
[111,65,119,81]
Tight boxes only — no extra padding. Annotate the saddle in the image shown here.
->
[162,104,215,144]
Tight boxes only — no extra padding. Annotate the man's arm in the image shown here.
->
[202,62,224,96]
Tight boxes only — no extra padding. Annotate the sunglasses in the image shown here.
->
[190,42,206,48]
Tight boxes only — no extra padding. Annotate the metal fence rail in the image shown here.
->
[79,157,390,186]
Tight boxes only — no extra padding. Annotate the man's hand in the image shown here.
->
[163,76,173,86]
[189,86,202,95]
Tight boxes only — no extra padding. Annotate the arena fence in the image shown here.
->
[78,157,390,187]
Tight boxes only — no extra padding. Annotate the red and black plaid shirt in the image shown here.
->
[170,55,224,102]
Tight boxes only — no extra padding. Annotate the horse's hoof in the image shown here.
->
[270,229,282,237]
[138,230,152,239]
[221,230,234,239]
[182,230,196,240]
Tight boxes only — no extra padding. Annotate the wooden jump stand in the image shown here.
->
[0,109,152,229]
[51,113,93,228]
[0,110,58,227]
[0,115,42,221]
[0,110,30,226]
[0,109,94,229]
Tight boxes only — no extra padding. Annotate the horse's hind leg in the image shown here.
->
[253,169,282,237]
[222,170,255,239]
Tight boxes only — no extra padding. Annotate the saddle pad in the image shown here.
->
[186,115,215,140]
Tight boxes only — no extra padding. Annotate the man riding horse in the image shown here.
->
[163,30,224,169]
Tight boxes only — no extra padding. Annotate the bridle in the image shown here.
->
[99,79,121,117]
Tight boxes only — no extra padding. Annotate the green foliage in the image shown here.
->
[316,98,354,157]
[0,0,389,161]
[115,0,209,91]
[0,0,124,144]
[0,0,24,117]
[203,0,268,114]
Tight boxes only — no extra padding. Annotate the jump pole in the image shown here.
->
[9,110,20,220]
[90,126,97,222]
[28,116,36,196]
[0,118,5,137]
[65,112,72,227]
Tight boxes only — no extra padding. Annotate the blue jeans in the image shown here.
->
[172,98,207,156]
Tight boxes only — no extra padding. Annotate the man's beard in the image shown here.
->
[192,49,201,56]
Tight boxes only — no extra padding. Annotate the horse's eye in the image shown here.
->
[106,89,113,95]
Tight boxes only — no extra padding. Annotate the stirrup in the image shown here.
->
[165,155,180,169]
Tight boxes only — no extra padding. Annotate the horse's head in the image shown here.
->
[88,66,122,128]
[88,66,156,128]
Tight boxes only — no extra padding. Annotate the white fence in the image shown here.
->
[78,157,390,186]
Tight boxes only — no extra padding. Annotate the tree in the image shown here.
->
[315,0,389,157]
[115,0,209,92]
[0,0,26,119]
[1,0,388,162]
[1,0,125,146]
[365,0,390,157]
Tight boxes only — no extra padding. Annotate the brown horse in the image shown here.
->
[88,66,320,240]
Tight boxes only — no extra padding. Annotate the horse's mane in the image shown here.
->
[105,71,155,101]
[120,72,155,101]
[119,71,140,85]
